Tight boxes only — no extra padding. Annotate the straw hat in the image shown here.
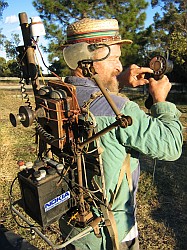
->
[64,18,133,46]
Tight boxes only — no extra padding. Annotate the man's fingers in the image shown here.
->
[137,78,149,85]
[131,78,149,87]
[137,73,145,80]
[131,66,154,75]
[149,75,169,83]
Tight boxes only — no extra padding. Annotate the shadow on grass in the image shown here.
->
[0,224,37,249]
[139,142,187,250]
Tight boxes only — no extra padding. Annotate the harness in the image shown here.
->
[81,90,133,250]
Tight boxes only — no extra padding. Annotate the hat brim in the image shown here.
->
[103,39,133,45]
[62,39,133,48]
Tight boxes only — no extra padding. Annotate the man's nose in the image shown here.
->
[116,60,123,73]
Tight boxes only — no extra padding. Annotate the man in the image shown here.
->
[60,18,183,250]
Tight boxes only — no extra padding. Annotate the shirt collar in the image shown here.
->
[64,76,97,87]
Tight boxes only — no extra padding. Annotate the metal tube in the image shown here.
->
[53,226,93,249]
[77,152,85,206]
[79,120,119,149]
[18,12,39,91]
[11,204,93,249]
[19,12,31,47]
[11,205,55,248]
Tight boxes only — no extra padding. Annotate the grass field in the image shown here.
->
[0,89,186,249]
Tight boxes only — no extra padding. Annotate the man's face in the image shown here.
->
[93,44,123,92]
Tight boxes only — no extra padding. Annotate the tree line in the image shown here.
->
[0,0,186,83]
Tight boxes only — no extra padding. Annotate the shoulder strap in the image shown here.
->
[100,153,133,250]
[100,204,119,250]
[81,91,103,111]
[109,153,133,207]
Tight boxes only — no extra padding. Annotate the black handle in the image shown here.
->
[144,74,162,109]
[145,94,153,109]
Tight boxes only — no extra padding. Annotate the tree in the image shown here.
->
[32,0,149,75]
[0,56,20,77]
[0,0,8,17]
[0,33,21,76]
[0,1,8,45]
[4,33,20,60]
[0,56,7,75]
[148,0,187,82]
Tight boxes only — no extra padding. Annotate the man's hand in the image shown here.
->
[149,75,171,103]
[118,64,153,89]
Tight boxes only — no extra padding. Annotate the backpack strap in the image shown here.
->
[100,204,119,250]
[109,153,133,207]
[81,91,103,112]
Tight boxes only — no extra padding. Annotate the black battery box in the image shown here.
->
[18,168,75,227]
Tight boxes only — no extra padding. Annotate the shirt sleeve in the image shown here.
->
[116,101,183,161]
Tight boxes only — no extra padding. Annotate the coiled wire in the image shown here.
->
[34,120,55,143]
[20,77,32,109]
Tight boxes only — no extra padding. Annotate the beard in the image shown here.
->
[103,73,119,93]
[93,60,120,93]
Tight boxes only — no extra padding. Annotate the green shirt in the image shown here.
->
[60,77,183,249]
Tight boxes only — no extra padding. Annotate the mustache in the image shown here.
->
[112,69,121,77]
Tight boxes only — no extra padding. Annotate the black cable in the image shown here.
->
[9,176,40,229]
[35,120,66,144]
[31,39,51,72]
[64,176,109,211]
[88,43,111,62]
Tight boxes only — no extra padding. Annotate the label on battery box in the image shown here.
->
[44,191,70,212]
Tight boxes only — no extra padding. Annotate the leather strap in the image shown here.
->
[110,153,133,207]
[100,204,119,250]
[102,153,133,250]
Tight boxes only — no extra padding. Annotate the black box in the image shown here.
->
[18,170,75,227]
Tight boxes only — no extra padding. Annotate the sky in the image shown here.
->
[0,0,161,72]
